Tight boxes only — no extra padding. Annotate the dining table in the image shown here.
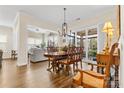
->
[44,51,68,72]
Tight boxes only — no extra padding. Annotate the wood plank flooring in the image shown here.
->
[0,60,73,88]
[0,59,118,88]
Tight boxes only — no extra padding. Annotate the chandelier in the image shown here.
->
[58,8,68,37]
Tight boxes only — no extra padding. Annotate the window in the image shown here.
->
[76,28,97,61]
[77,37,81,47]
[77,31,86,59]
[35,39,41,45]
[47,33,58,47]
[28,37,42,49]
[0,35,7,43]
[0,34,7,51]
[88,28,97,61]
[88,37,97,61]
[28,38,42,45]
[28,38,35,44]
[67,33,75,46]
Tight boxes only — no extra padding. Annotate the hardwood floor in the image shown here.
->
[0,59,118,88]
[0,59,73,88]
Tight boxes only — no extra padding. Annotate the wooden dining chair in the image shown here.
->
[74,47,83,69]
[72,43,117,88]
[11,50,17,60]
[58,47,76,75]
[47,47,58,69]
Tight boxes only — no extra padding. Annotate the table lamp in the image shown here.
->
[108,30,113,47]
[103,21,113,54]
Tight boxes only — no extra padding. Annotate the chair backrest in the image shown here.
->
[74,47,83,61]
[66,47,83,64]
[109,43,119,64]
[47,47,58,52]
[66,47,75,63]
[96,54,110,77]
[96,43,119,77]
[11,50,17,55]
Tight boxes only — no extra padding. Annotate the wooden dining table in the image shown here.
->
[44,51,68,72]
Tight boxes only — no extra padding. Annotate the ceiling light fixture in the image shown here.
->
[58,8,68,37]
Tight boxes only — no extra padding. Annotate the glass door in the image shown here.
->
[87,28,97,61]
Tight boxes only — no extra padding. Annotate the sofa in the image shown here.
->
[29,48,47,63]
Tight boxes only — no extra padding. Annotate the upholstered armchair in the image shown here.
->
[72,43,118,88]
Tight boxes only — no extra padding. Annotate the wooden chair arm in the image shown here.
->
[86,62,106,71]
[76,69,106,79]
[88,63,106,67]
[75,69,83,73]
[82,70,106,79]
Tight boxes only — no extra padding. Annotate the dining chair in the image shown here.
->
[72,43,118,88]
[58,47,76,75]
[11,50,17,60]
[74,47,83,69]
[47,47,58,69]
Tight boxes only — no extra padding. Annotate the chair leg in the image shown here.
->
[76,62,78,69]
[57,62,60,72]
[115,65,119,88]
[108,77,111,88]
[101,67,104,74]
[52,61,55,72]
[66,65,69,75]
[48,58,51,68]
[48,61,50,68]
[61,64,64,69]
[73,63,75,73]
[97,66,100,73]
[80,60,82,69]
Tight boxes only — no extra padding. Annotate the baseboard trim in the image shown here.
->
[2,58,11,60]
[16,63,27,67]
[30,60,48,63]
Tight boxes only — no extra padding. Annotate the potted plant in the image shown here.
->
[88,49,97,61]
[61,46,68,52]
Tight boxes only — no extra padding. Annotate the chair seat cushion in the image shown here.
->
[84,70,105,77]
[49,57,55,61]
[59,59,74,64]
[73,72,82,85]
[73,70,105,88]
[49,56,67,61]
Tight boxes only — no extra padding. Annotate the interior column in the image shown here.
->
[16,12,28,66]
[85,29,88,60]
[75,32,77,47]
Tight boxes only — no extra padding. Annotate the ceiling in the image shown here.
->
[0,5,115,27]
[27,25,58,34]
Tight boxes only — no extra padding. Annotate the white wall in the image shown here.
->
[0,25,13,59]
